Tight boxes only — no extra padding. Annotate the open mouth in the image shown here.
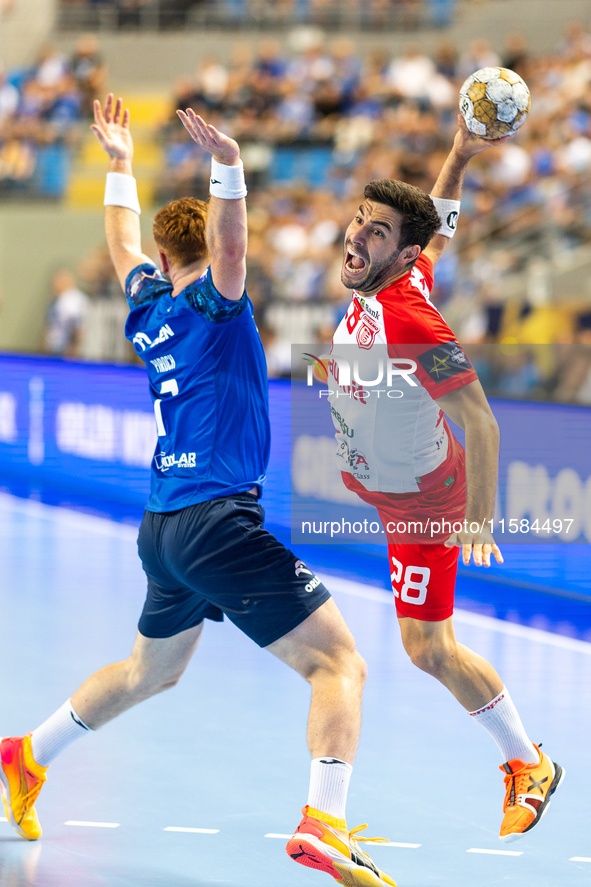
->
[344,246,368,277]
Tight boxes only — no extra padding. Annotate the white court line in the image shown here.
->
[65,820,120,828]
[164,826,219,834]
[570,857,591,862]
[2,494,590,655]
[0,816,7,822]
[467,848,523,857]
[265,833,292,839]
[321,573,591,656]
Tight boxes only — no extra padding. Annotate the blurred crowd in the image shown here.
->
[0,36,105,196]
[26,19,591,404]
[151,24,591,377]
[57,0,457,31]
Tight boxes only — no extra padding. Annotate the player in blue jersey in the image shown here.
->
[0,95,397,887]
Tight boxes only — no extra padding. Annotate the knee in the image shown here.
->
[348,650,367,688]
[310,645,366,689]
[402,634,454,678]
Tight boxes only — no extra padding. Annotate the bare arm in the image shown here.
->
[424,116,512,266]
[177,110,246,301]
[435,379,504,567]
[90,94,152,290]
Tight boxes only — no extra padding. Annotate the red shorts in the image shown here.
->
[343,442,466,622]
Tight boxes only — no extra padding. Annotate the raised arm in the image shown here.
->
[177,110,246,301]
[90,94,153,290]
[424,116,511,266]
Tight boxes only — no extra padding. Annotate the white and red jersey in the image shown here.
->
[328,253,477,495]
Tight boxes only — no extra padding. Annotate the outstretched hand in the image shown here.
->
[177,109,240,167]
[444,522,504,567]
[90,94,134,162]
[453,113,515,161]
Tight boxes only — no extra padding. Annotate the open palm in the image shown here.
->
[176,108,240,166]
[91,94,134,162]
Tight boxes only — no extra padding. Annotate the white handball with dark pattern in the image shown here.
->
[459,67,530,140]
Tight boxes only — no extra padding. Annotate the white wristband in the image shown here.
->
[104,172,141,215]
[210,158,247,200]
[430,196,460,238]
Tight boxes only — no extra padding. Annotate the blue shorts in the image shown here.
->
[137,492,330,647]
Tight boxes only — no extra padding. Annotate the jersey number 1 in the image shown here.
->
[154,379,179,437]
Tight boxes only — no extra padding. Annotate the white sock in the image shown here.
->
[469,687,538,765]
[31,699,92,767]
[307,757,352,821]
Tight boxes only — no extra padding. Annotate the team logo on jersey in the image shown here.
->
[356,313,380,349]
[417,341,473,383]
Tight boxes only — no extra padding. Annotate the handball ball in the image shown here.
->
[459,67,530,139]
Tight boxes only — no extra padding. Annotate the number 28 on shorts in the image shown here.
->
[391,556,430,605]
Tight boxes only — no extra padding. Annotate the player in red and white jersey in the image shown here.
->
[329,251,476,498]
[325,117,564,846]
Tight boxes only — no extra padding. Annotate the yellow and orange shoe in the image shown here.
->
[0,734,48,841]
[286,806,397,886]
[499,744,565,843]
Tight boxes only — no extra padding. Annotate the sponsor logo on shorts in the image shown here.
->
[304,576,321,593]
[294,559,312,577]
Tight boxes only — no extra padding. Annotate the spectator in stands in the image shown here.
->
[71,34,107,117]
[254,38,288,80]
[34,46,69,88]
[0,64,18,127]
[386,43,436,104]
[458,38,500,80]
[0,136,35,190]
[5,16,591,381]
[502,32,530,77]
[43,269,90,357]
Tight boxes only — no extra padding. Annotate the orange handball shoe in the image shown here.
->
[286,806,397,886]
[0,735,48,841]
[499,744,565,843]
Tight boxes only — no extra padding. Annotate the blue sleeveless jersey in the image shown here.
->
[124,263,270,512]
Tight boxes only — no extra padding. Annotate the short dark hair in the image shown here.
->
[363,179,440,252]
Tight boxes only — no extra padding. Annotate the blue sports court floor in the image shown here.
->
[1,491,590,887]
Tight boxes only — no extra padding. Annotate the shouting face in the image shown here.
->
[341,199,418,293]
